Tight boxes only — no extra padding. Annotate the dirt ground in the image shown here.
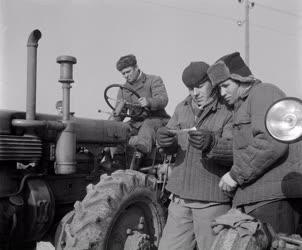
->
[36,242,55,250]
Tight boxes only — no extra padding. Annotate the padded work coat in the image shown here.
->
[116,72,169,124]
[229,82,302,206]
[165,96,233,202]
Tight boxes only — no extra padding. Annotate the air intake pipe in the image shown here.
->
[55,56,77,174]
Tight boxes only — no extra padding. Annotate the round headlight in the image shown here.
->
[265,97,302,143]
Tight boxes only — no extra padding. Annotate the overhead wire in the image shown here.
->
[253,2,302,19]
[133,0,301,38]
[251,22,299,37]
[137,0,238,23]
[250,2,301,38]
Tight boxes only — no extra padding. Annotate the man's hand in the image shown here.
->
[219,172,238,193]
[188,129,214,152]
[138,97,150,108]
[156,127,177,148]
[114,99,126,116]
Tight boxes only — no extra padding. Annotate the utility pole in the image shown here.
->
[238,0,254,66]
[244,0,250,66]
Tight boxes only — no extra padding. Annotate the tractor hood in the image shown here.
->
[0,110,130,144]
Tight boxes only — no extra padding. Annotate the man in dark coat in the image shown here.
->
[156,61,233,249]
[112,54,170,163]
[207,52,302,234]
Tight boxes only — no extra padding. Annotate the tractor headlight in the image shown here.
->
[265,97,302,143]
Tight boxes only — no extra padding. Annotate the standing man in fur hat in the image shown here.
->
[207,52,302,234]
[112,54,170,166]
[156,61,233,249]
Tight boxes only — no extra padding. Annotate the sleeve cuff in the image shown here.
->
[146,97,153,108]
[229,167,244,186]
[207,133,217,153]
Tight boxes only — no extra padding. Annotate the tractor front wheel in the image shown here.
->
[55,170,166,250]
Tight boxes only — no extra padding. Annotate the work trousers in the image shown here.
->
[129,117,168,154]
[158,200,230,250]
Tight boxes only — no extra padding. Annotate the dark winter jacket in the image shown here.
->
[165,95,233,202]
[230,82,302,206]
[115,72,170,123]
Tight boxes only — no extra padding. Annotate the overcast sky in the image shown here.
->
[0,0,301,119]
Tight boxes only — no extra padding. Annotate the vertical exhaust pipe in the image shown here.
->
[26,29,41,120]
[12,29,65,132]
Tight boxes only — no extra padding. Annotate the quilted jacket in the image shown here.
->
[229,82,302,206]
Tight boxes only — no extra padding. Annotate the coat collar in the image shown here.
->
[234,80,261,110]
[183,94,220,112]
[123,72,147,92]
[183,94,221,125]
[125,72,146,84]
[239,79,261,100]
[139,72,147,83]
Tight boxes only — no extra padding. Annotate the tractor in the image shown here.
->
[0,29,169,250]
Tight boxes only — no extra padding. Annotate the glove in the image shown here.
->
[156,127,177,148]
[188,128,215,152]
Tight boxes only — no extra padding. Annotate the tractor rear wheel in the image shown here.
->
[55,170,166,250]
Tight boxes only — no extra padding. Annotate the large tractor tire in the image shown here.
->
[55,170,166,250]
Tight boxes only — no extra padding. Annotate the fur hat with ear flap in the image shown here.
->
[207,52,255,88]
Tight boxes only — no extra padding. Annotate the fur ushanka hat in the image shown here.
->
[116,54,137,71]
[207,52,254,87]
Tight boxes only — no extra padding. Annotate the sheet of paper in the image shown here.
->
[168,127,196,134]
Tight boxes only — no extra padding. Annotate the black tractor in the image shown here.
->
[0,29,170,250]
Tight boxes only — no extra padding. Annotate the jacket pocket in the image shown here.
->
[233,114,251,149]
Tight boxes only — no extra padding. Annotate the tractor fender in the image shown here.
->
[23,178,55,241]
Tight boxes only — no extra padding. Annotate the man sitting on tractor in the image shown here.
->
[110,54,170,167]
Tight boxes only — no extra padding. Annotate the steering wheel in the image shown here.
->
[104,84,144,118]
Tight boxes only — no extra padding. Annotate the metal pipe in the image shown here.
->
[26,29,42,120]
[55,56,77,174]
[62,83,71,121]
[0,173,44,199]
[244,0,250,66]
[278,236,302,246]
[56,56,76,121]
[12,119,65,131]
